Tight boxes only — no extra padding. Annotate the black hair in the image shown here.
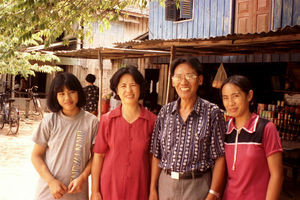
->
[171,56,204,77]
[47,72,86,112]
[110,65,146,100]
[86,74,96,83]
[170,56,205,97]
[220,75,255,112]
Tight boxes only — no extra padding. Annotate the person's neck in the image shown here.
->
[234,111,252,130]
[121,103,140,123]
[179,96,197,122]
[62,107,80,117]
[87,82,93,86]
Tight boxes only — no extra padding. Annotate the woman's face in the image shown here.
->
[221,83,253,119]
[56,86,79,116]
[117,73,140,105]
[172,63,203,100]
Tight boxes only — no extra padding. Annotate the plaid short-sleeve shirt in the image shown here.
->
[150,97,225,172]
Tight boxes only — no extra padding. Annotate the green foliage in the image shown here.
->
[0,0,149,77]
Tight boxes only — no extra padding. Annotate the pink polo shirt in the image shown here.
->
[223,113,282,200]
[93,105,156,200]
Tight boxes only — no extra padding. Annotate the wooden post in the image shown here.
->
[98,50,103,119]
[165,46,176,105]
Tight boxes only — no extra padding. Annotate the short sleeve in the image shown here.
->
[93,114,109,154]
[150,109,163,159]
[91,117,99,145]
[262,122,283,157]
[210,108,225,160]
[32,116,51,147]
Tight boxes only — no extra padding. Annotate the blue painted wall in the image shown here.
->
[149,0,232,39]
[149,0,300,40]
[273,0,300,30]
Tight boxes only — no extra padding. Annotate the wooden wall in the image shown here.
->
[149,0,233,39]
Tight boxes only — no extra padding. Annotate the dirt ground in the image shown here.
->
[0,111,41,200]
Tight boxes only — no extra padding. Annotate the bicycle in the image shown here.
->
[0,92,20,135]
[25,86,44,119]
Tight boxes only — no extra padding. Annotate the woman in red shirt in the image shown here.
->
[91,66,156,200]
[221,75,283,200]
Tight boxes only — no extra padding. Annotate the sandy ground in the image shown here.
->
[0,112,40,200]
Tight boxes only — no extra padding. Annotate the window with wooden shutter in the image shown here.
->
[180,0,193,19]
[165,0,193,22]
[165,0,178,21]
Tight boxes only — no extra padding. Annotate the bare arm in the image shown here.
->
[31,143,67,199]
[206,156,226,200]
[90,153,105,200]
[149,155,162,200]
[266,152,283,200]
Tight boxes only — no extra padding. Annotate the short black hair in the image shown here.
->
[110,66,146,100]
[47,72,86,112]
[220,75,255,111]
[86,74,96,83]
[171,56,204,76]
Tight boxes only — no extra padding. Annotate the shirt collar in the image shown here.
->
[226,113,259,134]
[171,97,202,116]
[109,104,149,120]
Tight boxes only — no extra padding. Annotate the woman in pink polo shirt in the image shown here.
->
[221,75,283,200]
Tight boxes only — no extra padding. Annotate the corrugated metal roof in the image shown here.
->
[114,26,300,56]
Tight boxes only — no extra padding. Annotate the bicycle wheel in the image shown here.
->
[9,106,19,135]
[33,98,44,118]
[0,105,5,129]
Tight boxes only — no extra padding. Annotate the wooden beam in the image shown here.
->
[165,46,175,105]
[98,50,103,118]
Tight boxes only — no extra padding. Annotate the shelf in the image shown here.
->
[273,90,300,94]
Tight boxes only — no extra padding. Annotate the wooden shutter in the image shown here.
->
[180,0,193,19]
[235,0,270,34]
[235,0,253,33]
[254,0,270,33]
[165,0,178,21]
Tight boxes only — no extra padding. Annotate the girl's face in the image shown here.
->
[117,73,140,105]
[57,86,79,116]
[172,63,203,100]
[222,83,253,119]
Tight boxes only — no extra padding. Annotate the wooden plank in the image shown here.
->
[246,54,255,62]
[208,55,216,63]
[254,54,263,62]
[271,53,280,62]
[282,0,293,27]
[237,55,246,62]
[263,54,272,62]
[197,0,205,38]
[254,0,271,33]
[165,46,175,104]
[279,53,290,62]
[222,56,230,63]
[204,0,211,38]
[293,0,300,25]
[210,0,218,37]
[291,53,300,61]
[217,0,225,36]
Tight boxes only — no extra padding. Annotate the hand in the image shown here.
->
[91,192,102,200]
[205,193,218,200]
[67,176,85,194]
[149,189,159,200]
[48,179,68,199]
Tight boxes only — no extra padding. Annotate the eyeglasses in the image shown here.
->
[172,73,198,82]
